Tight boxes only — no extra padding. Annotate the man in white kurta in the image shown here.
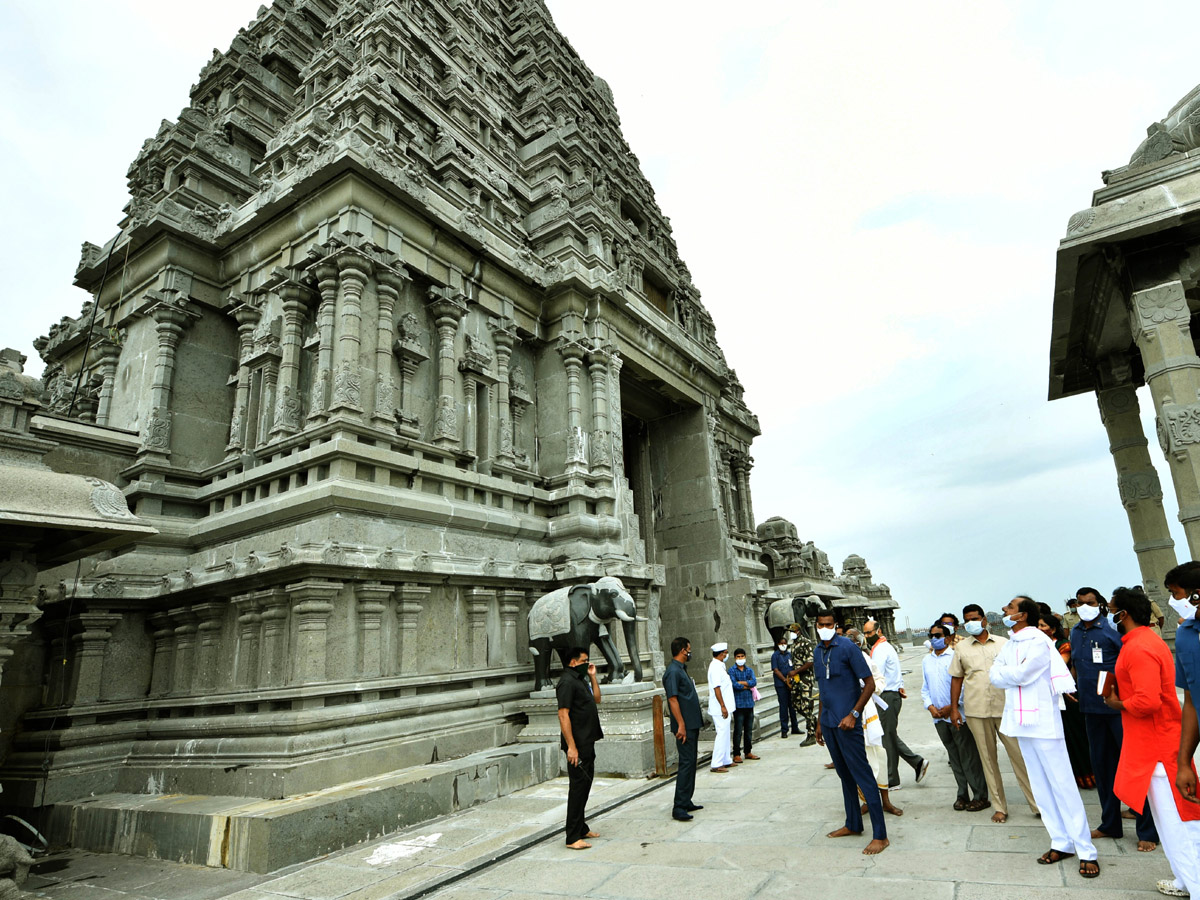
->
[708,642,734,772]
[989,599,1098,873]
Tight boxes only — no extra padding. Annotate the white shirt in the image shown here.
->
[707,657,734,716]
[870,637,904,692]
[988,627,1069,740]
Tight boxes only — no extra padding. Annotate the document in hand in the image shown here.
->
[1096,670,1108,695]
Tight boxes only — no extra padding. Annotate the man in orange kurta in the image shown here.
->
[1104,587,1200,897]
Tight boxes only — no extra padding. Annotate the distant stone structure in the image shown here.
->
[1049,80,1200,627]
[756,516,899,638]
[0,0,766,865]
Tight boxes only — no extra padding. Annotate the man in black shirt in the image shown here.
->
[663,636,704,821]
[557,646,603,849]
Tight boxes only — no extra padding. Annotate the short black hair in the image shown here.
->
[1111,586,1152,626]
[929,621,948,637]
[1015,597,1041,628]
[568,647,589,663]
[1076,586,1104,603]
[939,611,960,626]
[1166,562,1200,593]
[733,647,746,657]
[962,603,985,619]
[670,636,690,657]
[815,610,836,624]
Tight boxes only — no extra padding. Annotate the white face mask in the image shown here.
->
[1170,597,1198,622]
[816,627,836,642]
[963,619,984,636]
[1077,604,1102,622]
[777,644,786,651]
[735,658,746,667]
[786,633,796,644]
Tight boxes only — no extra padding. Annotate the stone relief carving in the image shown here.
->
[1159,402,1200,457]
[93,578,124,598]
[1134,285,1188,329]
[84,477,135,520]
[143,408,172,452]
[332,361,362,408]
[1118,471,1164,505]
[432,395,457,441]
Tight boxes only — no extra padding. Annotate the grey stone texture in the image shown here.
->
[0,0,777,869]
[1048,80,1200,627]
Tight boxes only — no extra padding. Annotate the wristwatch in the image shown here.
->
[851,709,860,719]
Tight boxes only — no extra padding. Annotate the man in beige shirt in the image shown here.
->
[948,603,1039,824]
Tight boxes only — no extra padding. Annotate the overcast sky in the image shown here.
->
[2,1,1198,629]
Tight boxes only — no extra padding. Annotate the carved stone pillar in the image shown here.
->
[1131,280,1200,556]
[463,587,494,667]
[169,606,199,696]
[233,594,262,689]
[308,264,339,423]
[718,447,736,530]
[373,269,409,429]
[192,602,226,692]
[258,588,290,687]
[733,453,755,534]
[497,589,524,665]
[227,302,262,453]
[94,338,121,427]
[394,584,429,674]
[608,351,626,484]
[489,319,517,462]
[394,313,429,437]
[69,612,122,705]
[427,287,468,449]
[271,282,309,436]
[559,337,588,472]
[588,346,613,476]
[142,296,200,458]
[330,252,372,415]
[287,580,340,685]
[149,611,175,697]
[1095,359,1177,605]
[355,582,392,679]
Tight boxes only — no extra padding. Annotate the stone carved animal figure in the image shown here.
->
[528,576,643,690]
[0,834,33,899]
[764,595,827,645]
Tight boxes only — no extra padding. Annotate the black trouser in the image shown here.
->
[565,752,595,844]
[878,690,923,786]
[1085,714,1159,842]
[934,719,987,802]
[775,683,800,735]
[732,708,754,755]
[673,728,699,815]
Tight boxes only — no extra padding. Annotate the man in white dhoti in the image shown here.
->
[990,596,1100,879]
[708,642,734,772]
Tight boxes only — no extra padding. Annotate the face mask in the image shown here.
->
[1002,615,1018,629]
[942,624,955,635]
[816,627,836,642]
[572,662,589,674]
[1170,598,1198,622]
[1077,604,1101,622]
[735,658,746,667]
[963,620,984,636]
[865,632,880,645]
[787,633,796,644]
[1111,611,1128,631]
[777,644,786,651]
[930,637,947,651]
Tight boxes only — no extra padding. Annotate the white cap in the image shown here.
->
[711,641,728,652]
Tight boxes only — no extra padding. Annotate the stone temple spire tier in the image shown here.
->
[5,0,765,871]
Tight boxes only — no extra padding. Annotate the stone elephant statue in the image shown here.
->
[527,576,644,691]
[0,833,32,900]
[764,595,827,644]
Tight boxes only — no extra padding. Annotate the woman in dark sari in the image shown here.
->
[1038,604,1095,789]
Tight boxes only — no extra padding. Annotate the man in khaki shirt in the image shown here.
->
[948,603,1039,824]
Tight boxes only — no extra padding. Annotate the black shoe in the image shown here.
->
[687,804,704,811]
[673,812,694,821]
[781,732,789,739]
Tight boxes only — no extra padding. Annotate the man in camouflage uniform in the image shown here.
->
[787,622,818,746]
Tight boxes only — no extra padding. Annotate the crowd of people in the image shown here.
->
[554,563,1200,893]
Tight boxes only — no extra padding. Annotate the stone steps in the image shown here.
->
[42,743,559,874]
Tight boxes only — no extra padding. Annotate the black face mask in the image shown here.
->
[572,662,589,674]
[865,632,881,645]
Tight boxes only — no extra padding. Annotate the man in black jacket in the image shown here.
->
[557,646,603,849]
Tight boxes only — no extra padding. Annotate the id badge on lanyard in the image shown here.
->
[1092,645,1103,665]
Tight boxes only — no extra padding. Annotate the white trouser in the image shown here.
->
[1148,762,1200,894]
[1018,735,1097,860]
[710,711,732,768]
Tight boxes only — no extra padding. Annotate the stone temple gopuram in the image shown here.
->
[1050,81,1200,626]
[0,0,768,871]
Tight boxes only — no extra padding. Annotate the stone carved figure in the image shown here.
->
[0,834,33,899]
[527,576,643,690]
[764,595,827,646]
[1130,83,1200,169]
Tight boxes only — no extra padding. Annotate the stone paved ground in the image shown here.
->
[20,660,1177,900]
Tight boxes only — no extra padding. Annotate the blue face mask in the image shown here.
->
[1002,615,1017,629]
[930,637,947,651]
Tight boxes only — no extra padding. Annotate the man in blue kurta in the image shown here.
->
[1167,564,1200,807]
[813,609,888,855]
